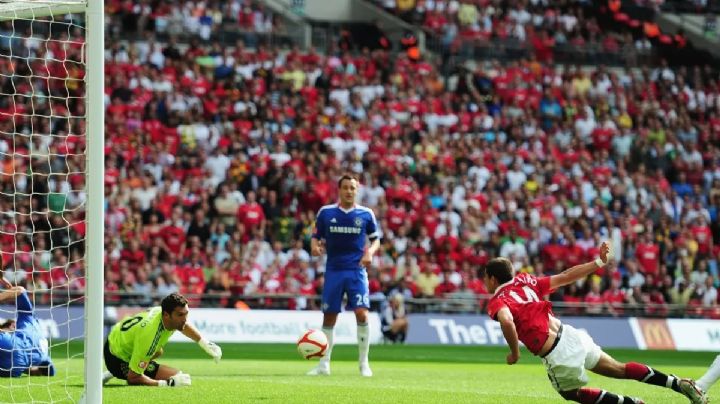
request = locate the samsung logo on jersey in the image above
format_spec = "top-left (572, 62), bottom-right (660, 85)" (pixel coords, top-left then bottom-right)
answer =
top-left (329, 226), bottom-right (362, 234)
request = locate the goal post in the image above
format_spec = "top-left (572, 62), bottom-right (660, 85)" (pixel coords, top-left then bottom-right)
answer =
top-left (84, 0), bottom-right (104, 402)
top-left (0, 0), bottom-right (103, 402)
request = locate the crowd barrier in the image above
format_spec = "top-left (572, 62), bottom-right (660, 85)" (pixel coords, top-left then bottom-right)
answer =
top-left (2, 306), bottom-right (719, 351)
top-left (405, 313), bottom-right (720, 351)
top-left (406, 314), bottom-right (636, 348)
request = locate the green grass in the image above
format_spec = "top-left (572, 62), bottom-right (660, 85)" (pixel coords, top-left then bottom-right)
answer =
top-left (0, 342), bottom-right (716, 403)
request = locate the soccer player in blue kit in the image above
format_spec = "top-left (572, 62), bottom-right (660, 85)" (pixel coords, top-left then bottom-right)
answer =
top-left (307, 174), bottom-right (381, 377)
top-left (0, 278), bottom-right (55, 377)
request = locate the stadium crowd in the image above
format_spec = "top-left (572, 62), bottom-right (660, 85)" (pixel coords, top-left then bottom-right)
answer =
top-left (105, 0), bottom-right (280, 40)
top-left (98, 31), bottom-right (720, 319)
top-left (373, 0), bottom-right (656, 61)
top-left (0, 1), bottom-right (719, 320)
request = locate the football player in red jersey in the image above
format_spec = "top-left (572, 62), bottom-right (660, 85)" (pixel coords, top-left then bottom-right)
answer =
top-left (484, 242), bottom-right (706, 404)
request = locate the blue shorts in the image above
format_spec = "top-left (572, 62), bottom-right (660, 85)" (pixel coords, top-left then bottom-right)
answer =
top-left (322, 269), bottom-right (369, 313)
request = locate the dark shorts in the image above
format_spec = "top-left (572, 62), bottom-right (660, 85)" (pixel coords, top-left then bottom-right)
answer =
top-left (104, 340), bottom-right (159, 380)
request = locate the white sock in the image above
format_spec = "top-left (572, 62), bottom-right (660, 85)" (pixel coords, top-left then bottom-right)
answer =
top-left (319, 326), bottom-right (334, 368)
top-left (697, 354), bottom-right (720, 391)
top-left (102, 371), bottom-right (113, 384)
top-left (357, 322), bottom-right (369, 365)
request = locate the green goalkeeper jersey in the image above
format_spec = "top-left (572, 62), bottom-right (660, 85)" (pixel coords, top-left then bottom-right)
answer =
top-left (108, 307), bottom-right (176, 375)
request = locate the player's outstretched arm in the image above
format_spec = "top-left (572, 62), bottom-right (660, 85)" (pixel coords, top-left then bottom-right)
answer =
top-left (181, 323), bottom-right (222, 363)
top-left (549, 241), bottom-right (611, 290)
top-left (496, 307), bottom-right (521, 365)
top-left (0, 279), bottom-right (25, 304)
top-left (0, 280), bottom-right (35, 329)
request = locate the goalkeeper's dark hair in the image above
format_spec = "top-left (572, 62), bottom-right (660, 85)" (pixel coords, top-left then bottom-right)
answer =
top-left (0, 319), bottom-right (14, 331)
top-left (337, 174), bottom-right (358, 188)
top-left (484, 257), bottom-right (514, 284)
top-left (161, 293), bottom-right (188, 314)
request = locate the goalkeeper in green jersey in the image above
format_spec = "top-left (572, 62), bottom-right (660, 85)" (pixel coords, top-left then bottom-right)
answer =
top-left (102, 293), bottom-right (222, 387)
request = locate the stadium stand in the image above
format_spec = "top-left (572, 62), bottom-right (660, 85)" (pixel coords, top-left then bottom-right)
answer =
top-left (368, 0), bottom-right (720, 67)
top-left (1, 0), bottom-right (720, 320)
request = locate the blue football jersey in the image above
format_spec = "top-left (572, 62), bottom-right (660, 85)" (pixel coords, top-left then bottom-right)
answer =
top-left (312, 204), bottom-right (380, 271)
top-left (0, 292), bottom-right (54, 377)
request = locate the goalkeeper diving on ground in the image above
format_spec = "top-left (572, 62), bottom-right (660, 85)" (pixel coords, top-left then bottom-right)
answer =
top-left (102, 292), bottom-right (222, 387)
top-left (0, 278), bottom-right (55, 377)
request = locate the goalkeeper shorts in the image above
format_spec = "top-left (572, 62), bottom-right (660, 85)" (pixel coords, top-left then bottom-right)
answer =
top-left (104, 340), bottom-right (160, 380)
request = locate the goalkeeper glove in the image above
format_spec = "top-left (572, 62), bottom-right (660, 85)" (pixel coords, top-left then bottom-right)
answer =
top-left (199, 338), bottom-right (222, 364)
top-left (158, 372), bottom-right (191, 387)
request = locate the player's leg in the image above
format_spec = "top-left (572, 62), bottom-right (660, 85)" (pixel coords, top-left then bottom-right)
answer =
top-left (103, 345), bottom-right (164, 385)
top-left (546, 358), bottom-right (645, 403)
top-left (103, 338), bottom-right (185, 386)
top-left (695, 354), bottom-right (720, 392)
top-left (23, 319), bottom-right (56, 377)
top-left (307, 271), bottom-right (342, 376)
top-left (543, 325), bottom-right (644, 404)
top-left (557, 388), bottom-right (644, 403)
top-left (314, 312), bottom-right (338, 371)
top-left (102, 343), bottom-right (113, 384)
top-left (591, 352), bottom-right (706, 403)
top-left (348, 270), bottom-right (372, 377)
top-left (102, 370), bottom-right (114, 385)
top-left (103, 339), bottom-right (127, 382)
top-left (148, 362), bottom-right (179, 380)
top-left (101, 338), bottom-right (114, 384)
top-left (353, 307), bottom-right (371, 376)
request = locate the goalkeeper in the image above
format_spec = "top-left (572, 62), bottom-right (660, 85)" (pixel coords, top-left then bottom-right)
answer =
top-left (0, 279), bottom-right (55, 377)
top-left (102, 293), bottom-right (222, 387)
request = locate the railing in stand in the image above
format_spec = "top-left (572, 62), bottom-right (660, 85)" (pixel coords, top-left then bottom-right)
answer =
top-left (18, 289), bottom-right (717, 319)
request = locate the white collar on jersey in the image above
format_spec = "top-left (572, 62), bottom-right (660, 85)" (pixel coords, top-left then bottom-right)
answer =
top-left (337, 203), bottom-right (355, 213)
top-left (493, 279), bottom-right (514, 297)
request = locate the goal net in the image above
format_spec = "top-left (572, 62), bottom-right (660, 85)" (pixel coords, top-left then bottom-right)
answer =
top-left (0, 1), bottom-right (103, 403)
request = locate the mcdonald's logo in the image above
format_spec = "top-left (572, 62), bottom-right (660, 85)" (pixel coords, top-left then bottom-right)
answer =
top-left (638, 319), bottom-right (676, 350)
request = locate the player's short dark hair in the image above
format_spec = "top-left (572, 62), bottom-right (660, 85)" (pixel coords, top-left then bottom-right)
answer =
top-left (337, 174), bottom-right (358, 188)
top-left (161, 293), bottom-right (188, 314)
top-left (484, 257), bottom-right (514, 284)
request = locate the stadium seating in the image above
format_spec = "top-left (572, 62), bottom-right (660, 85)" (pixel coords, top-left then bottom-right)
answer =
top-left (2, 0), bottom-right (720, 320)
top-left (367, 0), bottom-right (710, 67)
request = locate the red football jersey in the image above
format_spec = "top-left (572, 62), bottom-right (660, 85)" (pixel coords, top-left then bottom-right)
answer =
top-left (487, 273), bottom-right (555, 355)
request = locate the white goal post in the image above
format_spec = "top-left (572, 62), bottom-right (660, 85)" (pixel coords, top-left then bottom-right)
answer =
top-left (0, 0), bottom-right (103, 403)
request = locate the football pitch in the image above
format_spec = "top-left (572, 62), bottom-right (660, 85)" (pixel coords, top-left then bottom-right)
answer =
top-left (0, 342), bottom-right (715, 403)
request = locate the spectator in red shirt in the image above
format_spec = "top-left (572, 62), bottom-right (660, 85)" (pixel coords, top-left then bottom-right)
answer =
top-left (120, 239), bottom-right (146, 268)
top-left (635, 233), bottom-right (660, 279)
top-left (602, 278), bottom-right (627, 316)
top-left (434, 270), bottom-right (458, 297)
top-left (584, 281), bottom-right (604, 315)
top-left (691, 217), bottom-right (713, 256)
top-left (564, 236), bottom-right (586, 268)
top-left (237, 190), bottom-right (266, 235)
top-left (160, 222), bottom-right (186, 261)
top-left (542, 233), bottom-right (568, 271)
top-left (562, 283), bottom-right (583, 315)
